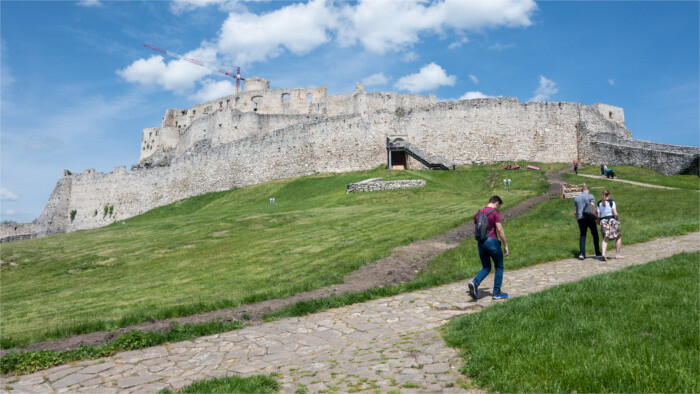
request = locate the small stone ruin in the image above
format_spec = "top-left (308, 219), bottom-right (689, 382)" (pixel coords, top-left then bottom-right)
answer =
top-left (346, 178), bottom-right (426, 194)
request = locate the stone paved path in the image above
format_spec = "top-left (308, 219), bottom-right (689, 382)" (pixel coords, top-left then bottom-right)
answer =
top-left (576, 174), bottom-right (679, 189)
top-left (3, 232), bottom-right (698, 394)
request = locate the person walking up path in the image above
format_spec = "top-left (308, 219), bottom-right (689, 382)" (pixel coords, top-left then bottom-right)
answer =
top-left (574, 185), bottom-right (601, 260)
top-left (598, 190), bottom-right (623, 261)
top-left (469, 196), bottom-right (509, 300)
top-left (577, 174), bottom-right (679, 190)
top-left (4, 233), bottom-right (699, 393)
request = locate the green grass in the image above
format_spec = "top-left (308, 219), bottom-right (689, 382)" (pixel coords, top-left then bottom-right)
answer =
top-left (0, 163), bottom-right (554, 347)
top-left (442, 252), bottom-right (700, 393)
top-left (578, 164), bottom-right (699, 190)
top-left (159, 373), bottom-right (281, 393)
top-left (266, 172), bottom-right (699, 320)
top-left (0, 319), bottom-right (244, 375)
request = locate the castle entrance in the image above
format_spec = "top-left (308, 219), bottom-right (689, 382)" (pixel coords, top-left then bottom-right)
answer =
top-left (390, 151), bottom-right (407, 170)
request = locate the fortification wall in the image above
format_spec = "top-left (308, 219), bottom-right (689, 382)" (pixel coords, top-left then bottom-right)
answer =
top-left (589, 140), bottom-right (699, 175)
top-left (0, 223), bottom-right (38, 242)
top-left (39, 98), bottom-right (643, 235)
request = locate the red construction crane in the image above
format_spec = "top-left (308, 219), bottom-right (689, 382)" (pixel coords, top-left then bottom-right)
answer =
top-left (143, 43), bottom-right (245, 94)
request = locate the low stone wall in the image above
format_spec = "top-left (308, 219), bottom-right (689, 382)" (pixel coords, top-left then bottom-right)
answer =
top-left (346, 178), bottom-right (426, 193)
top-left (0, 223), bottom-right (38, 243)
top-left (590, 141), bottom-right (699, 175)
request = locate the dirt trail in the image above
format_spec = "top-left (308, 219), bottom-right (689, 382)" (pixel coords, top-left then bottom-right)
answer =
top-left (3, 171), bottom-right (563, 355)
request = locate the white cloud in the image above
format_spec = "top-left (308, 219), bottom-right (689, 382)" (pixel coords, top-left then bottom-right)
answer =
top-left (217, 0), bottom-right (337, 66)
top-left (117, 0), bottom-right (536, 94)
top-left (448, 37), bottom-right (469, 50)
top-left (3, 210), bottom-right (17, 216)
top-left (0, 188), bottom-right (18, 201)
top-left (460, 91), bottom-right (489, 99)
top-left (77, 0), bottom-right (102, 7)
top-left (189, 79), bottom-right (237, 102)
top-left (394, 63), bottom-right (456, 93)
top-left (402, 52), bottom-right (419, 62)
top-left (362, 72), bottom-right (390, 86)
top-left (117, 46), bottom-right (218, 92)
top-left (530, 75), bottom-right (558, 102)
top-left (608, 79), bottom-right (615, 86)
top-left (469, 74), bottom-right (479, 84)
top-left (338, 0), bottom-right (535, 54)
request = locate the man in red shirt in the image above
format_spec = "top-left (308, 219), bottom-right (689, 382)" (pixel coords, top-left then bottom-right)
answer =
top-left (468, 195), bottom-right (510, 300)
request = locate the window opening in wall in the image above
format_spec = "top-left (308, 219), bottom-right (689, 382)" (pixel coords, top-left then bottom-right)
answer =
top-left (219, 124), bottom-right (222, 128)
top-left (219, 102), bottom-right (223, 109)
top-left (307, 93), bottom-right (312, 102)
top-left (192, 110), bottom-right (196, 115)
top-left (609, 111), bottom-right (613, 119)
top-left (235, 97), bottom-right (240, 107)
top-left (227, 99), bottom-right (230, 108)
top-left (282, 93), bottom-right (290, 103)
top-left (182, 110), bottom-right (187, 115)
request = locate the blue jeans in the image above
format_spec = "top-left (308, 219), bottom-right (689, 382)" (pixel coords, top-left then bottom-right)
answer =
top-left (474, 237), bottom-right (504, 294)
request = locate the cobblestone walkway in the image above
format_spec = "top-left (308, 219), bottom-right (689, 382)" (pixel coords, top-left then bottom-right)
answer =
top-left (576, 174), bottom-right (679, 189)
top-left (3, 232), bottom-right (698, 394)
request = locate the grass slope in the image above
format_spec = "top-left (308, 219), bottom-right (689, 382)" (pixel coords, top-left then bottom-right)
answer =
top-left (0, 164), bottom-right (553, 347)
top-left (420, 172), bottom-right (699, 284)
top-left (443, 252), bottom-right (700, 393)
top-left (267, 170), bottom-right (699, 320)
top-left (578, 164), bottom-right (699, 190)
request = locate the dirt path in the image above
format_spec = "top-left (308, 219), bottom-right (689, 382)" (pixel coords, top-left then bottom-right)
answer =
top-left (3, 172), bottom-right (563, 355)
top-left (576, 173), bottom-right (679, 189)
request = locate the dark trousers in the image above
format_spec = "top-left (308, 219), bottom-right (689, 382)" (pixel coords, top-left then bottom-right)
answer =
top-left (578, 218), bottom-right (601, 257)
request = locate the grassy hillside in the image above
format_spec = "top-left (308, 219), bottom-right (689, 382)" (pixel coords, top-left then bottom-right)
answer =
top-left (420, 171), bottom-right (699, 284)
top-left (443, 252), bottom-right (700, 393)
top-left (0, 164), bottom-right (555, 347)
top-left (578, 164), bottom-right (699, 190)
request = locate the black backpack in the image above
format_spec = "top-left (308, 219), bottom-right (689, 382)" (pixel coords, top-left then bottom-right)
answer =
top-left (582, 202), bottom-right (596, 220)
top-left (475, 209), bottom-right (497, 242)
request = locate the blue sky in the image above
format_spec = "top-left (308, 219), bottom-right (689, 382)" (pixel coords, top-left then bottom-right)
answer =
top-left (1, 0), bottom-right (698, 222)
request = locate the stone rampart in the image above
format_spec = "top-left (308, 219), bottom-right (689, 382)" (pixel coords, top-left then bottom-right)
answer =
top-left (0, 223), bottom-right (38, 242)
top-left (24, 78), bottom-right (698, 239)
top-left (346, 178), bottom-right (426, 193)
top-left (590, 141), bottom-right (699, 175)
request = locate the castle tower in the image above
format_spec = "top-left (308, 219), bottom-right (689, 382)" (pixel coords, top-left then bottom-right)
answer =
top-left (244, 77), bottom-right (270, 92)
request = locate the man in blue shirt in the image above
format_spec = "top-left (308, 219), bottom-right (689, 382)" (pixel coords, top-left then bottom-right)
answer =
top-left (574, 185), bottom-right (601, 260)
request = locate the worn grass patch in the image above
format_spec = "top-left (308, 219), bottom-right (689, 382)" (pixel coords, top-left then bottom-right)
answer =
top-left (1, 163), bottom-right (553, 347)
top-left (442, 252), bottom-right (700, 393)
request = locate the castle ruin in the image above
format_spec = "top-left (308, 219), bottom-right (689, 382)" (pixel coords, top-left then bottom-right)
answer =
top-left (2, 77), bottom-right (697, 241)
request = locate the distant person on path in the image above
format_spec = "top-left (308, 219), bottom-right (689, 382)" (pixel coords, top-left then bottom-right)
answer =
top-left (600, 164), bottom-right (605, 176)
top-left (468, 195), bottom-right (510, 300)
top-left (452, 158), bottom-right (456, 171)
top-left (597, 190), bottom-right (623, 261)
top-left (574, 185), bottom-right (601, 260)
top-left (606, 168), bottom-right (616, 179)
top-left (573, 160), bottom-right (578, 174)
top-left (603, 164), bottom-right (608, 177)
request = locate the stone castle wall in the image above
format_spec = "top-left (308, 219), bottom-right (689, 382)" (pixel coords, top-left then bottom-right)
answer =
top-left (23, 77), bottom-right (698, 238)
top-left (0, 223), bottom-right (38, 243)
